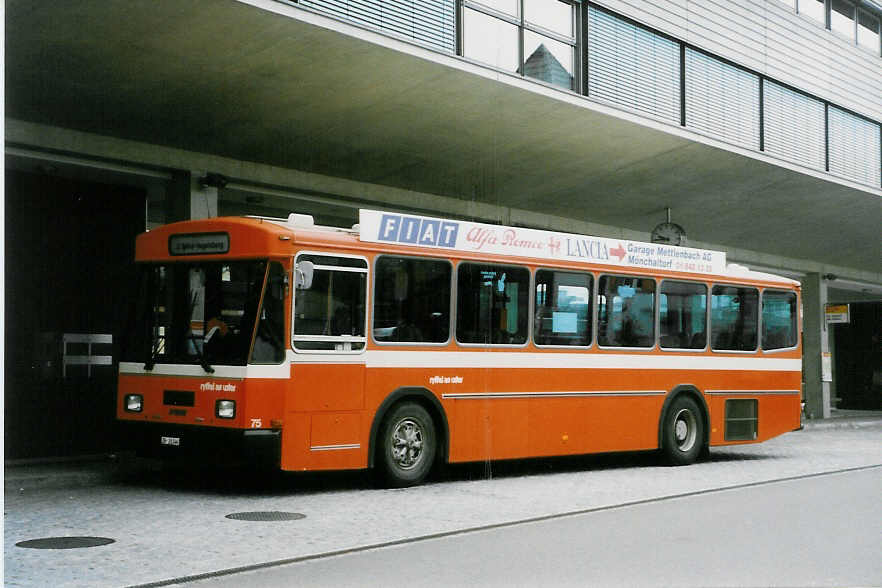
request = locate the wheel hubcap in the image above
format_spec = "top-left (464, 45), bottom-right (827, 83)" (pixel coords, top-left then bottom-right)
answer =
top-left (390, 418), bottom-right (424, 470)
top-left (673, 408), bottom-right (697, 452)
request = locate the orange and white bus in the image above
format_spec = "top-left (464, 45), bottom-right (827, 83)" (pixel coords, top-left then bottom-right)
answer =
top-left (117, 209), bottom-right (802, 486)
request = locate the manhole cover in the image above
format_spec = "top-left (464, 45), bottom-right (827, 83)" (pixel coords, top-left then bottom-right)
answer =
top-left (225, 511), bottom-right (306, 522)
top-left (16, 536), bottom-right (116, 550)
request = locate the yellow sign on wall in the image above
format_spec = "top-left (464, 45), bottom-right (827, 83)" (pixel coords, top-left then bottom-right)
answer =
top-left (825, 304), bottom-right (850, 324)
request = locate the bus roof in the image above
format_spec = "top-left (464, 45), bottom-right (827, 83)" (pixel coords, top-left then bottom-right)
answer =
top-left (138, 210), bottom-right (799, 287)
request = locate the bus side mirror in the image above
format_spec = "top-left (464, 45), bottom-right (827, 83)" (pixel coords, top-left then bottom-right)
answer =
top-left (294, 261), bottom-right (314, 290)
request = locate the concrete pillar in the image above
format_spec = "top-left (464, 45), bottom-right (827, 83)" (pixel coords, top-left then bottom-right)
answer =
top-left (165, 170), bottom-right (219, 222)
top-left (802, 272), bottom-right (832, 419)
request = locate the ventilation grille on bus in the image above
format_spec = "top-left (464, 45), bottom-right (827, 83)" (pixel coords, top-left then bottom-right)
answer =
top-left (724, 399), bottom-right (758, 441)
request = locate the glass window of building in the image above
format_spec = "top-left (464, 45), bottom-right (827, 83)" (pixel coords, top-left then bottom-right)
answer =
top-left (763, 81), bottom-right (826, 171)
top-left (827, 106), bottom-right (882, 187)
top-left (298, 0), bottom-right (457, 53)
top-left (462, 0), bottom-right (577, 90)
top-left (524, 0), bottom-right (572, 35)
top-left (799, 0), bottom-right (826, 24)
top-left (830, 0), bottom-right (856, 39)
top-left (462, 7), bottom-right (520, 71)
top-left (685, 49), bottom-right (761, 150)
top-left (587, 6), bottom-right (681, 124)
top-left (473, 0), bottom-right (518, 17)
top-left (858, 9), bottom-right (881, 52)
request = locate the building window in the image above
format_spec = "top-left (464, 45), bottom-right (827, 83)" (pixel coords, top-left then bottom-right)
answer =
top-left (828, 106), bottom-right (882, 187)
top-left (461, 0), bottom-right (577, 90)
top-left (799, 0), bottom-right (826, 25)
top-left (685, 49), bottom-right (761, 150)
top-left (462, 6), bottom-right (519, 71)
top-left (830, 0), bottom-right (856, 40)
top-left (298, 0), bottom-right (456, 53)
top-left (763, 80), bottom-right (826, 171)
top-left (587, 6), bottom-right (681, 124)
top-left (858, 9), bottom-right (881, 53)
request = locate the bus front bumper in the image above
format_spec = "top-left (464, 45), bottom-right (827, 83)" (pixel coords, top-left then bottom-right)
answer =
top-left (119, 422), bottom-right (281, 467)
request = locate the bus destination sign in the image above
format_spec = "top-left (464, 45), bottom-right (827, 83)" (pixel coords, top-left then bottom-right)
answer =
top-left (168, 232), bottom-right (230, 256)
top-left (359, 210), bottom-right (726, 275)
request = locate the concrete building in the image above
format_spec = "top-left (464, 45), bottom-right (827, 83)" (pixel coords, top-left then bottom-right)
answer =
top-left (4, 0), bottom-right (881, 458)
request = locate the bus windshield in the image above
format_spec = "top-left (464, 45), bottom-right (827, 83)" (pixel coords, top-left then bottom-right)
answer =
top-left (122, 260), bottom-right (285, 368)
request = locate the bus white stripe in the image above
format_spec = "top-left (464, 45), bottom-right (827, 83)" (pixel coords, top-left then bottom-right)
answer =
top-left (362, 351), bottom-right (801, 372)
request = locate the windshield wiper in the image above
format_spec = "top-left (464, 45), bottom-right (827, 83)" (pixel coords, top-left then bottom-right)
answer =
top-left (186, 291), bottom-right (215, 374)
top-left (189, 333), bottom-right (215, 374)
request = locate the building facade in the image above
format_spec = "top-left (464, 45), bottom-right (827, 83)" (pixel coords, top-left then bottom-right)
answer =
top-left (5, 0), bottom-right (882, 458)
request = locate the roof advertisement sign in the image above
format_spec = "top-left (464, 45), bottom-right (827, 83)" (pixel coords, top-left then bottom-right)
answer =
top-left (359, 210), bottom-right (727, 275)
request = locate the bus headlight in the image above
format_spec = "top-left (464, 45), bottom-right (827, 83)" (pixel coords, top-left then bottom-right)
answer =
top-left (124, 394), bottom-right (143, 413)
top-left (216, 399), bottom-right (236, 419)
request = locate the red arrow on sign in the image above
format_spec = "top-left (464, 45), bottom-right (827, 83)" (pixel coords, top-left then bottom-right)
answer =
top-left (610, 243), bottom-right (626, 261)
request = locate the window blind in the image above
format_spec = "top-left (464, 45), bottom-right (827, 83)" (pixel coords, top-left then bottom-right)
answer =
top-left (762, 81), bottom-right (826, 170)
top-left (587, 7), bottom-right (680, 124)
top-left (298, 0), bottom-right (456, 53)
top-left (685, 49), bottom-right (760, 150)
top-left (828, 106), bottom-right (882, 187)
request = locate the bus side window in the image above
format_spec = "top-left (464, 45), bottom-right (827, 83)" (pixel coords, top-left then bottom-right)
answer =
top-left (293, 255), bottom-right (367, 352)
top-left (762, 290), bottom-right (797, 350)
top-left (659, 281), bottom-right (707, 350)
top-left (533, 269), bottom-right (592, 346)
top-left (456, 263), bottom-right (529, 345)
top-left (598, 275), bottom-right (656, 348)
top-left (372, 256), bottom-right (451, 344)
top-left (711, 286), bottom-right (758, 351)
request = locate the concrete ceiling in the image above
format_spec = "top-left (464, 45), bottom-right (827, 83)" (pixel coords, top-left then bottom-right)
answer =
top-left (5, 0), bottom-right (882, 274)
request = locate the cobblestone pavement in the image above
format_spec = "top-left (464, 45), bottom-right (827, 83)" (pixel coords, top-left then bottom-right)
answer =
top-left (4, 424), bottom-right (882, 587)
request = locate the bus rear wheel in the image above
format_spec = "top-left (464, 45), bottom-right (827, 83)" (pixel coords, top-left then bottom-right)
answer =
top-left (661, 395), bottom-right (705, 465)
top-left (378, 402), bottom-right (437, 487)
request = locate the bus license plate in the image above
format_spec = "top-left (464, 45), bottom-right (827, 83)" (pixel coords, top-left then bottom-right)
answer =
top-left (160, 436), bottom-right (180, 447)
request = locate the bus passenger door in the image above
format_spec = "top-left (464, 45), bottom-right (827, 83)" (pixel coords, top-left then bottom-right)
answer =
top-left (283, 253), bottom-right (368, 470)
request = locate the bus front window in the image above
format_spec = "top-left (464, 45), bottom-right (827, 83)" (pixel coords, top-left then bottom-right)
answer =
top-left (122, 260), bottom-right (272, 368)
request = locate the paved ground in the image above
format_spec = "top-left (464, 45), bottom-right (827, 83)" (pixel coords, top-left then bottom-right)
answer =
top-left (192, 468), bottom-right (882, 587)
top-left (4, 417), bottom-right (881, 587)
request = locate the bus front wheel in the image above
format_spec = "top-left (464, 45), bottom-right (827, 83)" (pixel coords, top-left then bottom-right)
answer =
top-left (661, 395), bottom-right (705, 466)
top-left (378, 402), bottom-right (437, 487)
